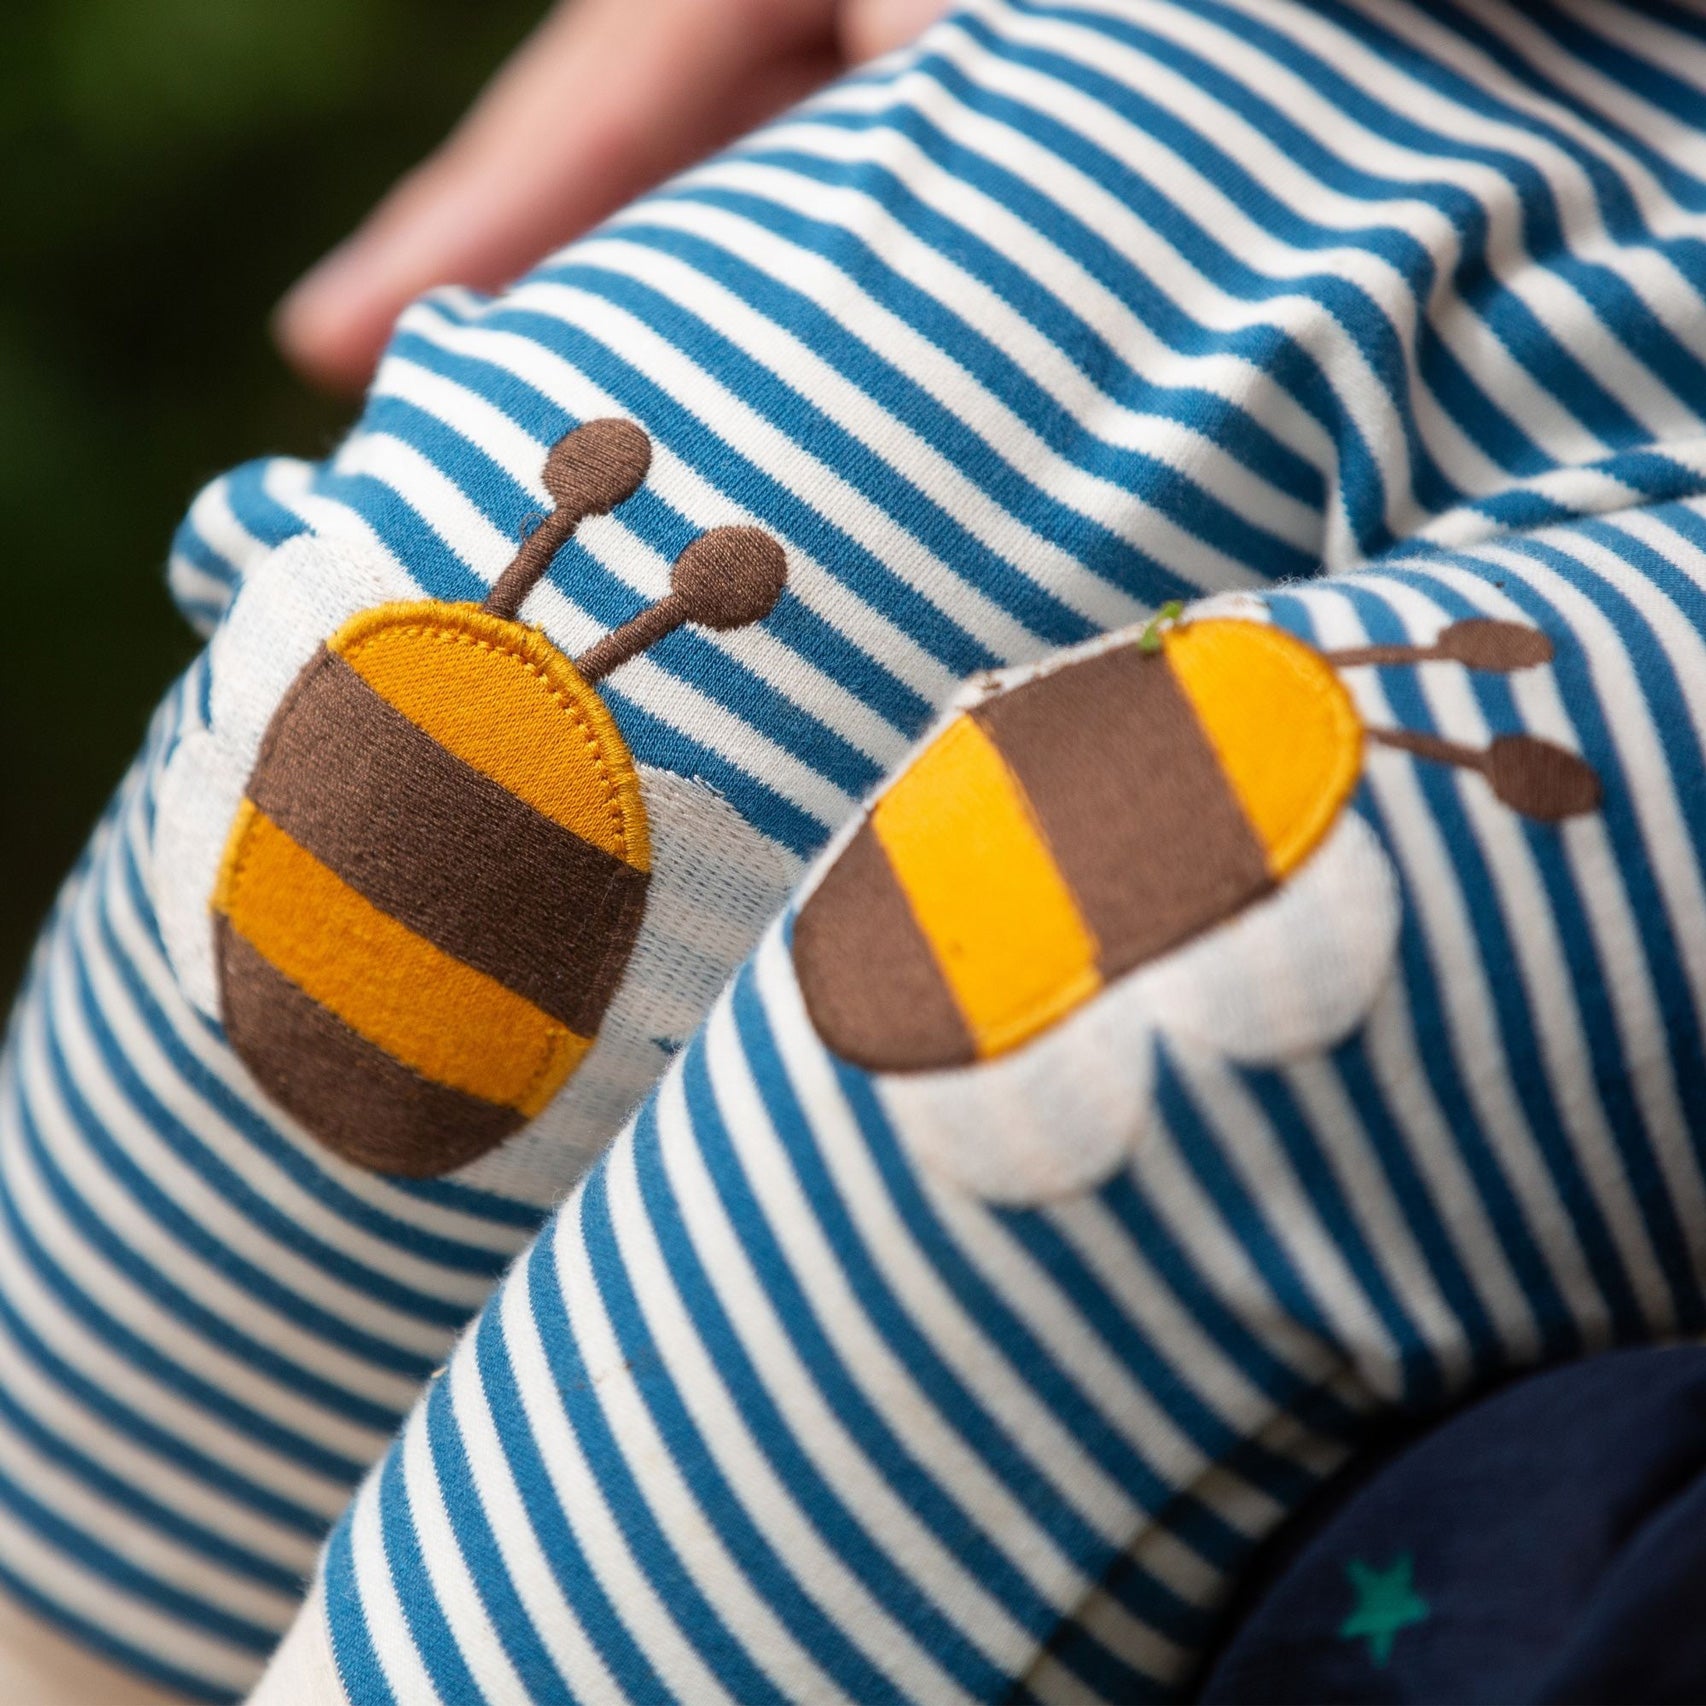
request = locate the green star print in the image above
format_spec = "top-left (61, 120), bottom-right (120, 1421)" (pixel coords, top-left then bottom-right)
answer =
top-left (1339, 1554), bottom-right (1430, 1667)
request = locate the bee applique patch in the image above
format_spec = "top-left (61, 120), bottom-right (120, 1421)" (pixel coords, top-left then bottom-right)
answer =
top-left (183, 421), bottom-right (786, 1176)
top-left (792, 606), bottom-right (1601, 1203)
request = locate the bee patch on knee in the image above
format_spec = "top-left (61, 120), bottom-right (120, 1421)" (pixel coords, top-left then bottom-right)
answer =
top-left (183, 420), bottom-right (787, 1177)
top-left (793, 605), bottom-right (1601, 1203)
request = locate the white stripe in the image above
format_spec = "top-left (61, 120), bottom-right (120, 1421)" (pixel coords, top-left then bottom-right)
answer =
top-left (653, 1054), bottom-right (1012, 1689)
top-left (652, 160), bottom-right (1323, 551)
top-left (753, 945), bottom-right (1144, 1546)
top-left (0, 1498), bottom-right (262, 1696)
top-left (503, 1223), bottom-right (738, 1705)
top-left (442, 1347), bottom-right (621, 1698)
top-left (396, 1403), bottom-right (528, 1705)
top-left (346, 1457), bottom-right (446, 1706)
top-left (578, 223), bottom-right (1261, 600)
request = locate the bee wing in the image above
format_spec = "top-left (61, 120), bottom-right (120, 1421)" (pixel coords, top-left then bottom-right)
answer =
top-left (154, 725), bottom-right (249, 1018)
top-left (876, 995), bottom-right (1159, 1206)
top-left (870, 813), bottom-right (1400, 1209)
top-left (476, 767), bottom-right (803, 1191)
top-left (1138, 811), bottom-right (1402, 1064)
top-left (153, 536), bottom-right (419, 1019)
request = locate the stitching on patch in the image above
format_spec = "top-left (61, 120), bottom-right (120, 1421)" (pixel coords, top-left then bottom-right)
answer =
top-left (346, 622), bottom-right (630, 861)
top-left (1253, 631), bottom-right (1362, 860)
top-left (220, 809), bottom-right (573, 1107)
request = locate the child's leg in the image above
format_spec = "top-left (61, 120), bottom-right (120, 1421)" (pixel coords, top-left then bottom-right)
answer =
top-left (10, 0), bottom-right (1706, 1695)
top-left (256, 499), bottom-right (1706, 1702)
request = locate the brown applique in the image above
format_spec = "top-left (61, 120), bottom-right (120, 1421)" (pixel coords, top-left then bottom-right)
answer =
top-left (577, 526), bottom-right (788, 682)
top-left (484, 419), bottom-right (652, 622)
top-left (792, 821), bottom-right (976, 1071)
top-left (1324, 617), bottom-right (1554, 672)
top-left (213, 419), bottom-right (789, 1176)
top-left (1368, 728), bottom-right (1603, 820)
top-left (969, 641), bottom-right (1271, 977)
top-left (795, 611), bottom-right (1600, 1075)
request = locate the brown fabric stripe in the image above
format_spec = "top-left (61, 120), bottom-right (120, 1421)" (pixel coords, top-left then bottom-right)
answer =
top-left (218, 923), bottom-right (522, 1176)
top-left (248, 650), bottom-right (647, 1036)
top-left (792, 821), bottom-right (975, 1072)
top-left (971, 642), bottom-right (1271, 982)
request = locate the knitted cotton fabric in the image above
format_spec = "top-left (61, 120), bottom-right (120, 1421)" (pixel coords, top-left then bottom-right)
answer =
top-left (9, 0), bottom-right (1706, 1695)
top-left (259, 511), bottom-right (1706, 1702)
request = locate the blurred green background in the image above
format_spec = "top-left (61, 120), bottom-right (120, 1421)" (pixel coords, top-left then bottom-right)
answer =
top-left (0, 0), bottom-right (541, 998)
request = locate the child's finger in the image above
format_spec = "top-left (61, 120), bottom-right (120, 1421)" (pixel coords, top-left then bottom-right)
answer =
top-left (273, 0), bottom-right (841, 394)
top-left (838, 0), bottom-right (953, 61)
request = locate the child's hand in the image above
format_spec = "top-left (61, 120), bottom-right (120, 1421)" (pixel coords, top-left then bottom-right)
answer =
top-left (273, 0), bottom-right (948, 393)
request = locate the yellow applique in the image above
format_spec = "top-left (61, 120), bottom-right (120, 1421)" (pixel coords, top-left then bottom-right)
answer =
top-left (1165, 620), bottom-right (1363, 878)
top-left (216, 803), bottom-right (588, 1116)
top-left (332, 601), bottom-right (650, 872)
top-left (872, 714), bottom-right (1102, 1060)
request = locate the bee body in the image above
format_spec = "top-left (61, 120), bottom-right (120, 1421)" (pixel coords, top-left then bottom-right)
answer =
top-left (215, 600), bottom-right (651, 1175)
top-left (795, 614), bottom-right (1598, 1076)
top-left (211, 421), bottom-right (787, 1176)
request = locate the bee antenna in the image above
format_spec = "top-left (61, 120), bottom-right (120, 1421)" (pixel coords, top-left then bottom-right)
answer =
top-left (1368, 727), bottom-right (1600, 821)
top-left (483, 419), bottom-right (652, 621)
top-left (1324, 619), bottom-right (1554, 674)
top-left (577, 526), bottom-right (788, 683)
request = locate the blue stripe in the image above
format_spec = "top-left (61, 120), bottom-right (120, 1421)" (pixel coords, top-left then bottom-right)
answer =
top-left (578, 217), bottom-right (1316, 582)
top-left (63, 914), bottom-right (444, 1394)
top-left (325, 1514), bottom-right (401, 1706)
top-left (1326, 584), bottom-right (1647, 1340)
top-left (0, 1344), bottom-right (301, 1592)
top-left (608, 1098), bottom-right (915, 1703)
top-left (382, 326), bottom-right (935, 738)
top-left (667, 1041), bottom-right (1018, 1694)
top-left (1241, 1069), bottom-right (1447, 1406)
top-left (14, 1044), bottom-right (367, 1481)
top-left (997, 1208), bottom-right (1330, 1508)
top-left (1330, 1037), bottom-right (1506, 1385)
top-left (1419, 551), bottom-right (1706, 1330)
top-left (740, 967), bottom-right (1218, 1634)
top-left (220, 461), bottom-right (315, 554)
top-left (0, 1077), bottom-right (327, 1534)
top-left (476, 1266), bottom-right (677, 1703)
top-left (421, 1377), bottom-right (574, 1704)
top-left (1049, 1), bottom-right (1703, 447)
top-left (532, 1175), bottom-right (793, 1706)
top-left (479, 306), bottom-right (1006, 675)
top-left (666, 164), bottom-right (1326, 509)
top-left (513, 275), bottom-right (1122, 637)
top-left (374, 1445), bottom-right (483, 1704)
top-left (0, 1551), bottom-right (240, 1704)
top-left (354, 392), bottom-right (888, 798)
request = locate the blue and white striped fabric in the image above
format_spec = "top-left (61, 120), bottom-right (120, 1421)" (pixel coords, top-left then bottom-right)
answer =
top-left (258, 503), bottom-right (1706, 1704)
top-left (4, 0), bottom-right (1706, 1696)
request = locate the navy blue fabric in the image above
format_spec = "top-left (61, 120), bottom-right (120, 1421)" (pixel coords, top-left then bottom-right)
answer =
top-left (1198, 1346), bottom-right (1706, 1703)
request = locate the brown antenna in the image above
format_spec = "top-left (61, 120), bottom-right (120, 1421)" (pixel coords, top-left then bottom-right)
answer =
top-left (1324, 619), bottom-right (1555, 673)
top-left (576, 526), bottom-right (788, 683)
top-left (483, 419), bottom-right (652, 621)
top-left (1367, 727), bottom-right (1601, 821)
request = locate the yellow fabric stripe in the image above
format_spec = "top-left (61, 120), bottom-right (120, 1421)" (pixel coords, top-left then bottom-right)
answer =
top-left (1164, 620), bottom-right (1363, 877)
top-left (330, 602), bottom-right (649, 871)
top-left (872, 715), bottom-right (1100, 1059)
top-left (216, 803), bottom-right (587, 1116)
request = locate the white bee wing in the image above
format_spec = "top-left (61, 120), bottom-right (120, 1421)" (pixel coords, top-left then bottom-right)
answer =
top-left (153, 727), bottom-right (250, 1017)
top-left (877, 996), bottom-right (1158, 1207)
top-left (1138, 811), bottom-right (1402, 1064)
top-left (153, 536), bottom-right (417, 1020)
top-left (875, 813), bottom-right (1401, 1206)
